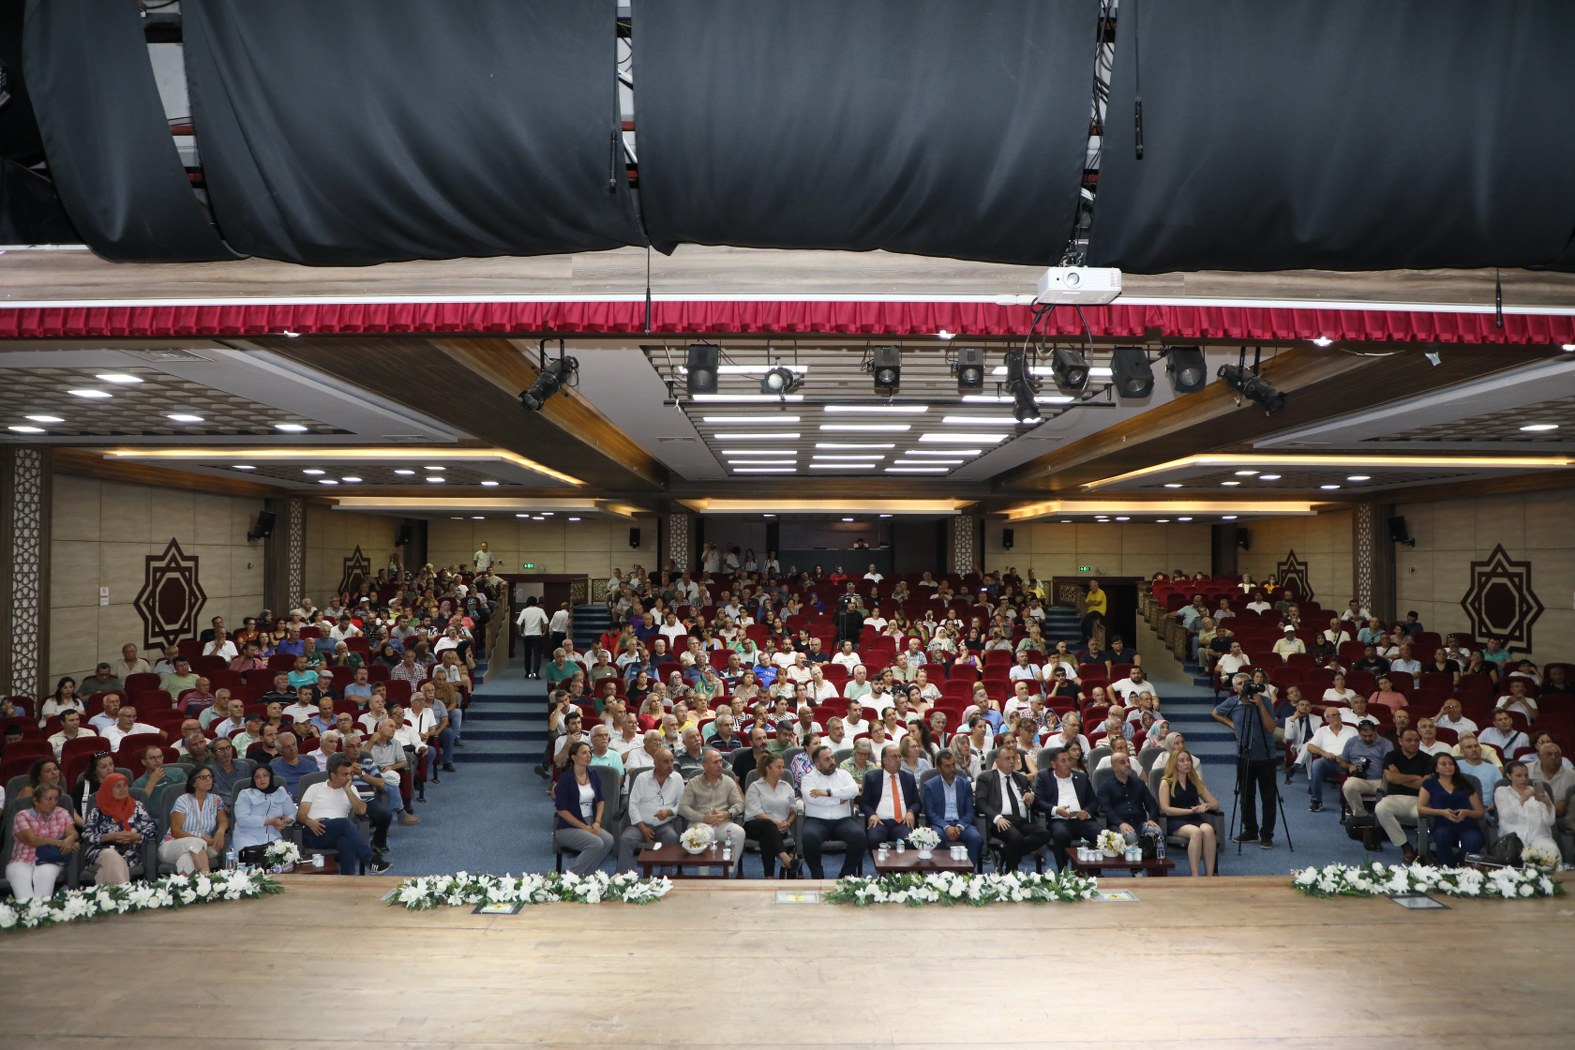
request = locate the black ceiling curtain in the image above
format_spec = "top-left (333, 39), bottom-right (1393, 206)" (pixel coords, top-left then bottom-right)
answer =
top-left (1089, 0), bottom-right (1575, 273)
top-left (182, 0), bottom-right (643, 265)
top-left (21, 0), bottom-right (237, 261)
top-left (636, 0), bottom-right (1097, 265)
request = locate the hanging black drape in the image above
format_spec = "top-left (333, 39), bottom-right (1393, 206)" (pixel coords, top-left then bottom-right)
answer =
top-left (182, 0), bottom-right (644, 266)
top-left (22, 0), bottom-right (237, 261)
top-left (636, 0), bottom-right (1097, 265)
top-left (1090, 0), bottom-right (1575, 273)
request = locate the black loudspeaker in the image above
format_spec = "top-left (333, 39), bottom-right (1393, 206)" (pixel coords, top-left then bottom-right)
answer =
top-left (1002, 528), bottom-right (1015, 550)
top-left (246, 511), bottom-right (276, 541)
top-left (1388, 516), bottom-right (1416, 547)
top-left (686, 344), bottom-right (720, 395)
top-left (629, 527), bottom-right (641, 549)
top-left (1235, 527), bottom-right (1251, 551)
top-left (395, 520), bottom-right (414, 546)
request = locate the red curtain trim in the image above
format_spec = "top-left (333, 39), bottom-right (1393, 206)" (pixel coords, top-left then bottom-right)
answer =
top-left (0, 300), bottom-right (1569, 344)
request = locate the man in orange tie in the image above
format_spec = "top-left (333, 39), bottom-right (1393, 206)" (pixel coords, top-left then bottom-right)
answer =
top-left (860, 744), bottom-right (921, 851)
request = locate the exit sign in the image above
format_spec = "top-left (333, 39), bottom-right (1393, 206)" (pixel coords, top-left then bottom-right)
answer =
top-left (521, 562), bottom-right (536, 570)
top-left (1078, 565), bottom-right (1093, 573)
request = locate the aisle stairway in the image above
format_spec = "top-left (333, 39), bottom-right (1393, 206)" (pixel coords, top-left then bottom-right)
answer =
top-left (573, 603), bottom-right (611, 651)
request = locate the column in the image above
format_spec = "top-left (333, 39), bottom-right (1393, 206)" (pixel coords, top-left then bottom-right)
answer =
top-left (1352, 502), bottom-right (1395, 617)
top-left (947, 513), bottom-right (981, 575)
top-left (0, 446), bottom-right (52, 697)
top-left (263, 497), bottom-right (307, 615)
top-left (666, 510), bottom-right (693, 573)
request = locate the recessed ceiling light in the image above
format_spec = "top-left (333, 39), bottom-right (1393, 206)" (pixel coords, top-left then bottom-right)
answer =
top-left (302, 469), bottom-right (325, 475)
top-left (720, 448), bottom-right (798, 456)
top-left (1059, 519), bottom-right (1071, 523)
top-left (1320, 484), bottom-right (1341, 490)
top-left (515, 513), bottom-right (529, 518)
top-left (274, 423), bottom-right (309, 432)
top-left (1115, 516), bottom-right (1131, 522)
top-left (1234, 470), bottom-right (1259, 476)
top-left (426, 476), bottom-right (446, 483)
top-left (690, 394), bottom-right (806, 403)
top-left (879, 513), bottom-right (893, 518)
top-left (480, 480), bottom-right (500, 486)
top-left (907, 448), bottom-right (982, 457)
top-left (453, 516), bottom-right (465, 520)
top-left (812, 454), bottom-right (885, 461)
top-left (1222, 515), bottom-right (1238, 520)
top-left (989, 366), bottom-right (1113, 379)
top-left (962, 394), bottom-right (1074, 405)
top-left (885, 466), bottom-right (949, 473)
top-left (393, 469), bottom-right (416, 476)
top-left (341, 476), bottom-right (361, 483)
top-left (763, 513), bottom-right (776, 517)
top-left (819, 423), bottom-right (912, 432)
top-left (809, 463), bottom-right (877, 470)
top-left (233, 465), bottom-right (256, 471)
top-left (7, 425), bottom-right (45, 434)
top-left (318, 479), bottom-right (339, 485)
top-left (472, 516), bottom-right (485, 520)
top-left (732, 467), bottom-right (796, 473)
top-left (822, 405), bottom-right (929, 414)
top-left (67, 388), bottom-right (112, 399)
top-left (1177, 516), bottom-right (1193, 522)
top-left (1520, 423), bottom-right (1559, 432)
top-left (94, 373), bottom-right (143, 384)
top-left (425, 466), bottom-right (446, 472)
top-left (725, 459), bottom-right (796, 467)
top-left (540, 512), bottom-right (554, 516)
top-left (1258, 474), bottom-right (1282, 481)
top-left (1163, 482), bottom-right (1183, 489)
top-left (167, 413), bottom-right (205, 423)
top-left (701, 415), bottom-right (801, 424)
top-left (25, 415), bottom-right (63, 423)
top-left (1220, 480), bottom-right (1241, 487)
top-left (815, 442), bottom-right (895, 450)
top-left (533, 516), bottom-right (547, 521)
top-left (568, 516), bottom-right (581, 522)
top-left (1347, 474), bottom-right (1371, 482)
top-left (1156, 518), bottom-right (1170, 523)
top-left (841, 517), bottom-right (855, 522)
top-left (941, 416), bottom-right (1023, 426)
top-left (714, 432), bottom-right (800, 441)
top-left (1312, 336), bottom-right (1333, 347)
top-left (893, 459), bottom-right (962, 466)
top-left (918, 433), bottom-right (1008, 444)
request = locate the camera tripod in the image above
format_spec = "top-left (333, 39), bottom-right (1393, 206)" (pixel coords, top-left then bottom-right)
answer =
top-left (1225, 690), bottom-right (1296, 855)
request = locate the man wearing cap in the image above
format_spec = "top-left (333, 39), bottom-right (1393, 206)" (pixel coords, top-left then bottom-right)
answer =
top-left (80, 662), bottom-right (123, 695)
top-left (1271, 625), bottom-right (1306, 662)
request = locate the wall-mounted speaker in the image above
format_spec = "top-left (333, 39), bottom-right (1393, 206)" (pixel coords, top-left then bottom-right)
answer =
top-left (1388, 515), bottom-right (1416, 547)
top-left (1235, 527), bottom-right (1251, 551)
top-left (246, 510), bottom-right (276, 541)
top-left (1001, 528), bottom-right (1015, 550)
top-left (395, 520), bottom-right (415, 546)
top-left (629, 526), bottom-right (642, 549)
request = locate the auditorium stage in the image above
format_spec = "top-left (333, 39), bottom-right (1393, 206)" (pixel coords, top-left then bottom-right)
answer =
top-left (4, 874), bottom-right (1572, 1048)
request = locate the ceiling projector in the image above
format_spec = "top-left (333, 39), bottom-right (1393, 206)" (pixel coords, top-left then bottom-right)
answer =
top-left (1035, 266), bottom-right (1123, 304)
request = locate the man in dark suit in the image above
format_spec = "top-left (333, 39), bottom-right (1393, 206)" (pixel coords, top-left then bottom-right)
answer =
top-left (975, 746), bottom-right (1050, 872)
top-left (922, 750), bottom-right (983, 869)
top-left (1033, 748), bottom-right (1102, 871)
top-left (861, 744), bottom-right (921, 849)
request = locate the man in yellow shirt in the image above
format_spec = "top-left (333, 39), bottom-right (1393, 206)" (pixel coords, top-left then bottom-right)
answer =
top-left (1081, 578), bottom-right (1107, 644)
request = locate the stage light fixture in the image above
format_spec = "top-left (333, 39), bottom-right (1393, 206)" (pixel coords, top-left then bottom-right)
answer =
top-left (870, 346), bottom-right (902, 396)
top-left (953, 348), bottom-right (986, 392)
top-left (759, 364), bottom-right (801, 396)
top-left (1164, 346), bottom-right (1207, 394)
top-left (1049, 346), bottom-right (1090, 394)
top-left (685, 344), bottom-right (720, 395)
top-left (1003, 349), bottom-right (1042, 423)
top-left (519, 355), bottom-right (578, 411)
top-left (1110, 347), bottom-right (1154, 398)
top-left (1217, 363), bottom-right (1287, 415)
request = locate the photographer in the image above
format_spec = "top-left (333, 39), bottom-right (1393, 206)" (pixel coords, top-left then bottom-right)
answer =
top-left (1335, 719), bottom-right (1392, 823)
top-left (1211, 671), bottom-right (1279, 849)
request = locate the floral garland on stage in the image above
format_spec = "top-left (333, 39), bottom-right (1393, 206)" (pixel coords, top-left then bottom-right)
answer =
top-left (1, 870), bottom-right (283, 933)
top-left (387, 871), bottom-right (672, 909)
top-left (1292, 862), bottom-right (1564, 899)
top-left (826, 870), bottom-right (1098, 907)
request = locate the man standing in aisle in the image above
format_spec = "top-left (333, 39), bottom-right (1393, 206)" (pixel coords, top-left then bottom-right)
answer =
top-left (548, 603), bottom-right (572, 657)
top-left (473, 541), bottom-right (494, 573)
top-left (516, 596), bottom-right (549, 679)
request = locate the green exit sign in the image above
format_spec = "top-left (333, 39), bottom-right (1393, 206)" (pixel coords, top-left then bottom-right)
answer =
top-left (1078, 565), bottom-right (1093, 573)
top-left (521, 562), bottom-right (536, 570)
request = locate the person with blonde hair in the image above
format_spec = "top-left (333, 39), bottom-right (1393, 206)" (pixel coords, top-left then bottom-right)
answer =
top-left (1158, 750), bottom-right (1220, 876)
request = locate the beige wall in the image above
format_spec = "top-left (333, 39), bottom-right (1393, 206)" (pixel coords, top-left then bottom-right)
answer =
top-left (304, 505), bottom-right (402, 604)
top-left (427, 515), bottom-right (659, 578)
top-left (984, 521), bottom-right (1213, 580)
top-left (1237, 510), bottom-right (1354, 607)
top-left (1396, 488), bottom-right (1572, 664)
top-left (50, 474), bottom-right (267, 686)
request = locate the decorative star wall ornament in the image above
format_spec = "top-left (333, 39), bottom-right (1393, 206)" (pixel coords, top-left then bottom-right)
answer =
top-left (1460, 544), bottom-right (1543, 650)
top-left (340, 545), bottom-right (374, 597)
top-left (1276, 549), bottom-right (1314, 602)
top-left (135, 538), bottom-right (207, 649)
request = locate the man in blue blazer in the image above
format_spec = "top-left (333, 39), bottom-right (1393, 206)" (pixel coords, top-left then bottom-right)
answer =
top-left (922, 750), bottom-right (983, 869)
top-left (860, 744), bottom-right (922, 848)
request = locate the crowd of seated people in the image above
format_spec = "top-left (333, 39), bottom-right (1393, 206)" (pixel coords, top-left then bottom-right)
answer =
top-left (3, 562), bottom-right (500, 900)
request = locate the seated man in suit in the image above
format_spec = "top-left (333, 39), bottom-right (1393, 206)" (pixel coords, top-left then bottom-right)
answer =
top-left (1096, 751), bottom-right (1163, 848)
top-left (1033, 748), bottom-right (1102, 871)
top-left (861, 744), bottom-right (921, 849)
top-left (923, 750), bottom-right (983, 869)
top-left (975, 746), bottom-right (1050, 873)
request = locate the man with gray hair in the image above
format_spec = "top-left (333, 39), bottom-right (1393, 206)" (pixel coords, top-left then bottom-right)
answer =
top-left (617, 747), bottom-right (683, 872)
top-left (674, 726), bottom-right (706, 778)
top-left (624, 729), bottom-right (662, 774)
top-left (677, 748), bottom-right (746, 873)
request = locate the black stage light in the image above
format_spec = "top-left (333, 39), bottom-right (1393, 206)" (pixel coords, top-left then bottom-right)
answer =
top-left (685, 344), bottom-right (720, 395)
top-left (759, 365), bottom-right (800, 396)
top-left (1004, 349), bottom-right (1042, 423)
top-left (1164, 346), bottom-right (1207, 394)
top-left (520, 356), bottom-right (578, 411)
top-left (1217, 364), bottom-right (1287, 415)
top-left (1110, 346), bottom-right (1154, 398)
top-left (953, 347), bottom-right (985, 391)
top-left (870, 345), bottom-right (902, 396)
top-left (1049, 346), bottom-right (1089, 394)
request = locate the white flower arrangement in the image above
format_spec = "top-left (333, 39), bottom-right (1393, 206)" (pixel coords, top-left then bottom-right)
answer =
top-left (1521, 845), bottom-right (1561, 871)
top-left (264, 841), bottom-right (302, 867)
top-left (679, 824), bottom-right (715, 852)
top-left (826, 870), bottom-right (1098, 907)
top-left (386, 871), bottom-right (672, 910)
top-left (1291, 861), bottom-right (1564, 899)
top-left (0, 870), bottom-right (283, 934)
top-left (1095, 829), bottom-right (1127, 856)
top-left (906, 826), bottom-right (941, 851)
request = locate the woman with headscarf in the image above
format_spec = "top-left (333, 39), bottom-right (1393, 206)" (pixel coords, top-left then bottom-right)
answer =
top-left (81, 773), bottom-right (158, 885)
top-left (232, 765), bottom-right (296, 849)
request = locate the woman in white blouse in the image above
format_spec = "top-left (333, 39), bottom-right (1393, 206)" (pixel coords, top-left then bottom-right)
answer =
top-left (1495, 762), bottom-right (1560, 859)
top-left (743, 754), bottom-right (798, 878)
top-left (1321, 672), bottom-right (1359, 710)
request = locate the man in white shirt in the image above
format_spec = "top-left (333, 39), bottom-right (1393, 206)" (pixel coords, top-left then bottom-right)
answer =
top-left (100, 705), bottom-right (159, 751)
top-left (1432, 698), bottom-right (1478, 737)
top-left (1415, 717), bottom-right (1452, 758)
top-left (1494, 680), bottom-right (1539, 722)
top-left (1281, 696), bottom-right (1320, 776)
top-left (282, 686), bottom-right (319, 727)
top-left (1479, 710), bottom-right (1530, 758)
top-left (831, 641), bottom-right (862, 672)
top-left (1008, 651), bottom-right (1043, 686)
top-left (862, 564), bottom-right (884, 583)
top-left (658, 613), bottom-right (687, 645)
top-left (472, 541), bottom-right (493, 572)
top-left (297, 754), bottom-right (386, 875)
top-left (861, 682), bottom-right (893, 717)
top-left (1110, 667), bottom-right (1160, 706)
top-left (798, 744), bottom-right (866, 878)
top-left (1320, 618), bottom-right (1352, 648)
top-left (1214, 641), bottom-right (1252, 680)
top-left (515, 597), bottom-right (550, 679)
top-left (1271, 626), bottom-right (1306, 662)
top-left (1302, 708), bottom-right (1358, 812)
top-left (1388, 644), bottom-right (1421, 678)
top-left (48, 710), bottom-right (98, 759)
top-left (616, 747), bottom-right (684, 872)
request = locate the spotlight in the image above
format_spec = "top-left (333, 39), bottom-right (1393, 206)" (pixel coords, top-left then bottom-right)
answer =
top-left (685, 344), bottom-right (719, 395)
top-left (1164, 346), bottom-right (1207, 393)
top-left (520, 356), bottom-right (579, 411)
top-left (1004, 349), bottom-right (1042, 423)
top-left (1217, 364), bottom-right (1287, 415)
top-left (759, 365), bottom-right (801, 396)
top-left (1110, 347), bottom-right (1154, 398)
top-left (870, 346), bottom-right (902, 396)
top-left (953, 347), bottom-right (986, 392)
top-left (1049, 347), bottom-right (1089, 394)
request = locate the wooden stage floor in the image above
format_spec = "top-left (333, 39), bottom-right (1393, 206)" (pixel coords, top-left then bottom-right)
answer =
top-left (4, 874), bottom-right (1572, 1049)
